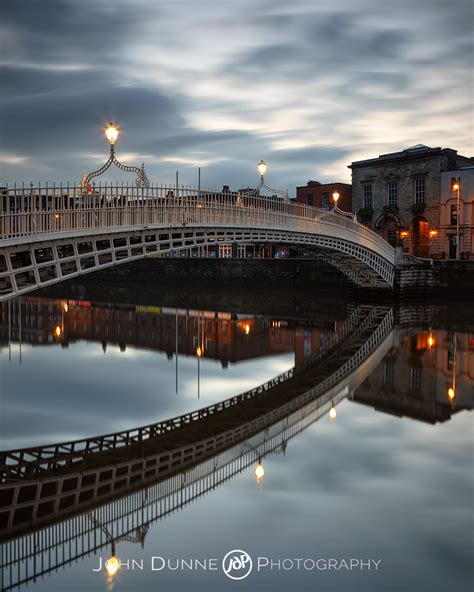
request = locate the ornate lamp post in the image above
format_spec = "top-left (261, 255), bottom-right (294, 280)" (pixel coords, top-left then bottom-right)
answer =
top-left (241, 160), bottom-right (289, 201)
top-left (451, 176), bottom-right (461, 259)
top-left (321, 188), bottom-right (356, 221)
top-left (81, 122), bottom-right (150, 191)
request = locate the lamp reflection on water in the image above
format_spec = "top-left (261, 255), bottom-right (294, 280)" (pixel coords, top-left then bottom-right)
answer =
top-left (255, 461), bottom-right (265, 481)
top-left (105, 554), bottom-right (120, 578)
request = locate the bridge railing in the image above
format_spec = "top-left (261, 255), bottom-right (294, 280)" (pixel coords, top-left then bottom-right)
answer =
top-left (0, 183), bottom-right (394, 260)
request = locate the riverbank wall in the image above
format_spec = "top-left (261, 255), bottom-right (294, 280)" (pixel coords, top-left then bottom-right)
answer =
top-left (60, 257), bottom-right (474, 300)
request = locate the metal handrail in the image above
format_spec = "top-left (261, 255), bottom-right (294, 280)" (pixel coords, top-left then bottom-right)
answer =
top-left (0, 184), bottom-right (395, 261)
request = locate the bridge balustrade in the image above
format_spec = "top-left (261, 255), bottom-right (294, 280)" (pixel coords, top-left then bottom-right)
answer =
top-left (0, 184), bottom-right (394, 260)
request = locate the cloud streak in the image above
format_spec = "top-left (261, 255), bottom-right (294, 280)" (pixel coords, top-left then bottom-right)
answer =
top-left (0, 0), bottom-right (472, 190)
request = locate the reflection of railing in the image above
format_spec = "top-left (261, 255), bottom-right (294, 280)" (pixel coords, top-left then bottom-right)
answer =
top-left (0, 402), bottom-right (334, 592)
top-left (0, 309), bottom-right (395, 591)
top-left (0, 306), bottom-right (386, 481)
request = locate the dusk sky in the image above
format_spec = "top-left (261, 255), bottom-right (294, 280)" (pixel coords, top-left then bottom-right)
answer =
top-left (1, 0), bottom-right (472, 191)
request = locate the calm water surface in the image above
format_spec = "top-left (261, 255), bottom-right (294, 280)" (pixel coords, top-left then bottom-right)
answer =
top-left (0, 286), bottom-right (472, 592)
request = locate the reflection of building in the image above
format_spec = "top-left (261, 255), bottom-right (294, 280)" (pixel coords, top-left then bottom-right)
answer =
top-left (349, 145), bottom-right (473, 256)
top-left (0, 297), bottom-right (64, 348)
top-left (296, 180), bottom-right (352, 211)
top-left (352, 330), bottom-right (474, 423)
top-left (0, 298), bottom-right (336, 368)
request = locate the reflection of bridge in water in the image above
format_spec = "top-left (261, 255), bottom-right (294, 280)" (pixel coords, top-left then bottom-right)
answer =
top-left (0, 305), bottom-right (394, 591)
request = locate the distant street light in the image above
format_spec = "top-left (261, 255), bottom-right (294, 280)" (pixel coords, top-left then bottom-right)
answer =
top-left (451, 176), bottom-right (461, 259)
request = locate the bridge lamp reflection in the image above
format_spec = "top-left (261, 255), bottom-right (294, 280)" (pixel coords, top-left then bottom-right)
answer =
top-left (329, 404), bottom-right (337, 421)
top-left (105, 554), bottom-right (121, 578)
top-left (255, 460), bottom-right (265, 481)
top-left (105, 122), bottom-right (119, 146)
top-left (257, 160), bottom-right (268, 178)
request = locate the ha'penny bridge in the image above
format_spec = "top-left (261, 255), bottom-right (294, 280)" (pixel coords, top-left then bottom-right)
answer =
top-left (0, 305), bottom-right (395, 591)
top-left (0, 122), bottom-right (433, 297)
top-left (0, 183), bottom-right (398, 297)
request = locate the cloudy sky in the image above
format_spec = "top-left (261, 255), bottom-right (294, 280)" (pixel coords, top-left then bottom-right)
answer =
top-left (0, 0), bottom-right (472, 191)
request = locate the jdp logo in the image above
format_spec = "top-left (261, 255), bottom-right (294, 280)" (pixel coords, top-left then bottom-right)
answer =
top-left (222, 549), bottom-right (253, 580)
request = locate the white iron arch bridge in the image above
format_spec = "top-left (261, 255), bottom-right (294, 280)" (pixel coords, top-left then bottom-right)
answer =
top-left (0, 182), bottom-right (396, 299)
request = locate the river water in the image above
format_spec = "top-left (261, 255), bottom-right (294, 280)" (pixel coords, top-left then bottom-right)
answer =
top-left (0, 283), bottom-right (472, 592)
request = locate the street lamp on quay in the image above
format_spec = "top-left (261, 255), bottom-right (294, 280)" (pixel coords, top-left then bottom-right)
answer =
top-left (81, 122), bottom-right (150, 191)
top-left (451, 176), bottom-right (462, 259)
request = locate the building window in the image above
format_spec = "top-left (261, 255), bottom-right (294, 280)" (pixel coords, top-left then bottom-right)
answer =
top-left (410, 366), bottom-right (422, 394)
top-left (387, 181), bottom-right (398, 207)
top-left (450, 204), bottom-right (457, 226)
top-left (306, 194), bottom-right (313, 206)
top-left (414, 177), bottom-right (425, 204)
top-left (384, 359), bottom-right (395, 386)
top-left (363, 184), bottom-right (373, 209)
top-left (322, 192), bottom-right (330, 209)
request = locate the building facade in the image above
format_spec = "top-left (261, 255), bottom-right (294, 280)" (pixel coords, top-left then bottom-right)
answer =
top-left (435, 166), bottom-right (474, 259)
top-left (296, 181), bottom-right (352, 212)
top-left (349, 145), bottom-right (473, 257)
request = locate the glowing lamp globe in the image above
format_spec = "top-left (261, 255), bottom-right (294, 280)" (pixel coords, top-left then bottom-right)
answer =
top-left (105, 123), bottom-right (119, 145)
top-left (447, 387), bottom-right (455, 400)
top-left (105, 555), bottom-right (120, 577)
top-left (196, 346), bottom-right (202, 358)
top-left (245, 323), bottom-right (250, 335)
top-left (257, 160), bottom-right (268, 177)
top-left (255, 463), bottom-right (265, 480)
top-left (332, 190), bottom-right (340, 204)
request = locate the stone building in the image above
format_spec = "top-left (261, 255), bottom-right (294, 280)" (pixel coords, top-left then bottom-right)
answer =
top-left (296, 180), bottom-right (352, 212)
top-left (436, 165), bottom-right (474, 259)
top-left (349, 145), bottom-right (473, 257)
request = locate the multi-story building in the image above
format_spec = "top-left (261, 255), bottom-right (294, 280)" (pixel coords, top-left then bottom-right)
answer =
top-left (436, 166), bottom-right (474, 259)
top-left (349, 145), bottom-right (473, 257)
top-left (296, 181), bottom-right (352, 212)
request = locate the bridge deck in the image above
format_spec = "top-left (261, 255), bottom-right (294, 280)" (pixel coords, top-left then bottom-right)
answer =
top-left (0, 186), bottom-right (396, 294)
